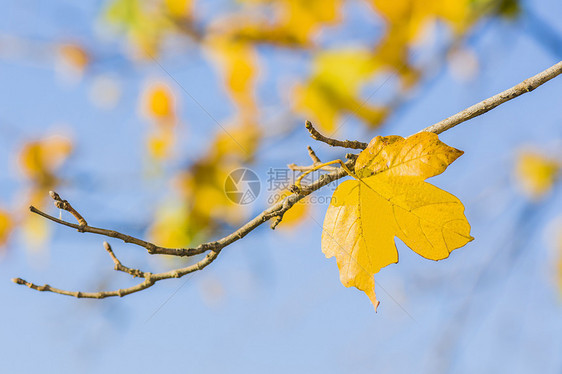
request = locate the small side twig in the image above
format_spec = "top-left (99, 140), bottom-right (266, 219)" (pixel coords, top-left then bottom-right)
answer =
top-left (28, 204), bottom-right (191, 257)
top-left (288, 145), bottom-right (339, 172)
top-left (307, 145), bottom-right (321, 163)
top-left (287, 164), bottom-right (338, 172)
top-left (270, 215), bottom-right (284, 230)
top-left (11, 248), bottom-right (221, 299)
top-left (103, 241), bottom-right (145, 278)
top-left (305, 120), bottom-right (368, 149)
top-left (49, 191), bottom-right (87, 228)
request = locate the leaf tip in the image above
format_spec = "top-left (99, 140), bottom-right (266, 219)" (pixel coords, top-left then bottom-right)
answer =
top-left (367, 287), bottom-right (380, 312)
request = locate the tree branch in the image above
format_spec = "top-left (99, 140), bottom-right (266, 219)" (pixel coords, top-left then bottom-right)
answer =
top-left (18, 164), bottom-right (352, 298)
top-left (421, 60), bottom-right (562, 134)
top-left (12, 242), bottom-right (221, 299)
top-left (28, 204), bottom-right (189, 257)
top-left (103, 241), bottom-right (145, 278)
top-left (305, 120), bottom-right (368, 149)
top-left (14, 60), bottom-right (562, 299)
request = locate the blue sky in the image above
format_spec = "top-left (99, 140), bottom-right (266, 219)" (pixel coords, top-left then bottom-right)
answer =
top-left (1, 1), bottom-right (562, 373)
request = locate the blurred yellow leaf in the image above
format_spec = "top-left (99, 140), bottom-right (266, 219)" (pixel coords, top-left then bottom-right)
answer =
top-left (22, 214), bottom-right (50, 249)
top-left (58, 44), bottom-right (90, 73)
top-left (372, 0), bottom-right (473, 38)
top-left (269, 0), bottom-right (342, 45)
top-left (147, 130), bottom-right (175, 160)
top-left (165, 0), bottom-right (193, 18)
top-left (140, 82), bottom-right (178, 161)
top-left (515, 151), bottom-right (560, 199)
top-left (214, 122), bottom-right (261, 160)
top-left (105, 0), bottom-right (173, 57)
top-left (155, 119), bottom-right (260, 245)
top-left (206, 37), bottom-right (258, 120)
top-left (176, 159), bottom-right (249, 227)
top-left (142, 82), bottom-right (176, 119)
top-left (149, 201), bottom-right (193, 248)
top-left (472, 0), bottom-right (520, 18)
top-left (0, 209), bottom-right (13, 248)
top-left (19, 135), bottom-right (73, 186)
top-left (368, 0), bottom-right (478, 89)
top-left (322, 132), bottom-right (472, 310)
top-left (18, 136), bottom-right (71, 249)
top-left (231, 0), bottom-right (343, 46)
top-left (294, 49), bottom-right (387, 132)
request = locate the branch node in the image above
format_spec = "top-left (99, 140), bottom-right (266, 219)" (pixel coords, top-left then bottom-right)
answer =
top-left (288, 184), bottom-right (300, 194)
top-left (144, 273), bottom-right (154, 284)
top-left (270, 214), bottom-right (284, 230)
top-left (146, 243), bottom-right (157, 254)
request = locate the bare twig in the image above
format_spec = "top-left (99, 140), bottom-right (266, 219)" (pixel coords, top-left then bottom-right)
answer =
top-left (28, 205), bottom-right (189, 257)
top-left (11, 249), bottom-right (219, 298)
top-left (49, 191), bottom-right (87, 227)
top-left (307, 145), bottom-right (322, 163)
top-left (421, 61), bottom-right (562, 134)
top-left (287, 164), bottom-right (338, 172)
top-left (14, 60), bottom-right (562, 299)
top-left (305, 120), bottom-right (368, 149)
top-left (18, 163), bottom-right (352, 298)
top-left (103, 241), bottom-right (145, 278)
top-left (288, 145), bottom-right (337, 172)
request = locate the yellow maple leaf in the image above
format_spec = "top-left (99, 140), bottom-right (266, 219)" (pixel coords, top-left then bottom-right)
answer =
top-left (322, 132), bottom-right (472, 310)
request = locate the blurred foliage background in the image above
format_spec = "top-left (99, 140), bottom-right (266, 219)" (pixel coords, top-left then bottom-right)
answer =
top-left (0, 0), bottom-right (561, 373)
